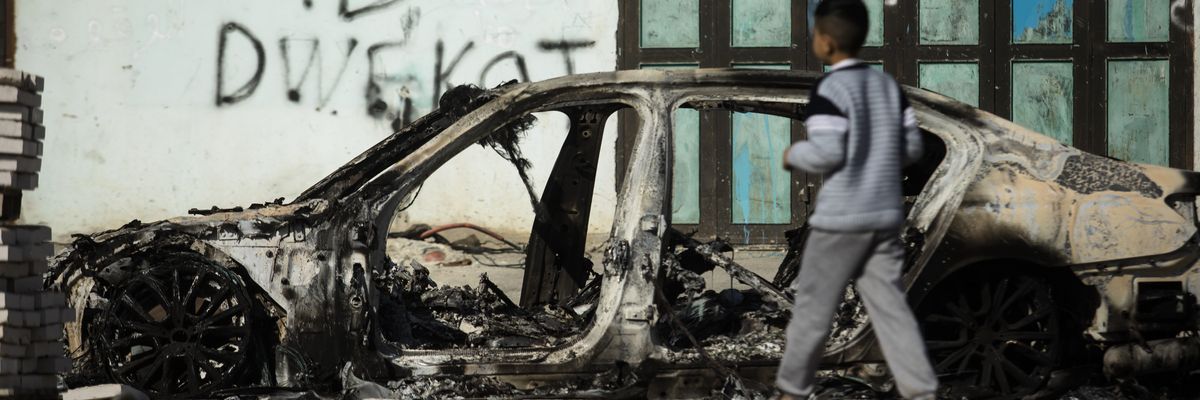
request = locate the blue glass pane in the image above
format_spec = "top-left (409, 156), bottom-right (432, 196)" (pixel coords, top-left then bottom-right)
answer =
top-left (732, 64), bottom-right (791, 225)
top-left (1013, 0), bottom-right (1074, 43)
top-left (731, 113), bottom-right (791, 224)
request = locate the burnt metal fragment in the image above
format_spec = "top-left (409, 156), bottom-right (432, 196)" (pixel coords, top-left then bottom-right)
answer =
top-left (670, 231), bottom-right (791, 309)
top-left (380, 264), bottom-right (587, 350)
top-left (1104, 337), bottom-right (1200, 379)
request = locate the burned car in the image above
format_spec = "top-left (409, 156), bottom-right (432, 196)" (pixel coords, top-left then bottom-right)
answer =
top-left (46, 69), bottom-right (1200, 398)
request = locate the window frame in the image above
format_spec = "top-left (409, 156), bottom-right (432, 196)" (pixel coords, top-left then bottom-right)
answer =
top-left (1, 0), bottom-right (11, 67)
top-left (618, 0), bottom-right (813, 244)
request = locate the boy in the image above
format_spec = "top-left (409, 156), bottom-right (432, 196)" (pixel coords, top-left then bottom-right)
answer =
top-left (777, 1), bottom-right (938, 399)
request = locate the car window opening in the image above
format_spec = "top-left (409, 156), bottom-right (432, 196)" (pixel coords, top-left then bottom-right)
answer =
top-left (658, 101), bottom-right (949, 364)
top-left (379, 104), bottom-right (626, 350)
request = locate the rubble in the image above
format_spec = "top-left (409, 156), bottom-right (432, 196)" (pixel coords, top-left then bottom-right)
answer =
top-left (377, 261), bottom-right (585, 349)
top-left (660, 288), bottom-right (788, 364)
top-left (657, 238), bottom-right (793, 365)
top-left (386, 376), bottom-right (518, 399)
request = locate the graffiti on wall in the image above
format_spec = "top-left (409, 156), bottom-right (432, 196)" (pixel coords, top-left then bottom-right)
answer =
top-left (215, 1), bottom-right (595, 131)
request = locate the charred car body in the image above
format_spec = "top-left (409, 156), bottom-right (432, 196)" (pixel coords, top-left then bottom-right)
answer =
top-left (46, 69), bottom-right (1200, 398)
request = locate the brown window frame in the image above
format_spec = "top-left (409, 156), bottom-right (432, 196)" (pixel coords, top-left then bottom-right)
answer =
top-left (617, 0), bottom-right (815, 245)
top-left (1, 0), bottom-right (12, 68)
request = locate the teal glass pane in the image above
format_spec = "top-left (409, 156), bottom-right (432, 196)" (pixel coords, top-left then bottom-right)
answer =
top-left (1107, 60), bottom-right (1169, 166)
top-left (1107, 0), bottom-right (1170, 42)
top-left (823, 62), bottom-right (884, 72)
top-left (732, 0), bottom-right (791, 47)
top-left (732, 64), bottom-right (791, 224)
top-left (1013, 0), bottom-right (1074, 43)
top-left (865, 0), bottom-right (885, 46)
top-left (920, 0), bottom-right (980, 45)
top-left (919, 63), bottom-right (979, 107)
top-left (641, 0), bottom-right (700, 48)
top-left (1012, 62), bottom-right (1074, 144)
top-left (645, 64), bottom-right (701, 224)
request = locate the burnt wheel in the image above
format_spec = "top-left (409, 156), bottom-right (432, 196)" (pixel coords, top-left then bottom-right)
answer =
top-left (919, 274), bottom-right (1060, 399)
top-left (97, 255), bottom-right (254, 398)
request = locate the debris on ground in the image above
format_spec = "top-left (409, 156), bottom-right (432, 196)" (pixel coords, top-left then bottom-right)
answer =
top-left (340, 363), bottom-right (398, 399)
top-left (1055, 377), bottom-right (1200, 400)
top-left (663, 288), bottom-right (788, 362)
top-left (718, 374), bottom-right (773, 400)
top-left (387, 237), bottom-right (473, 267)
top-left (659, 245), bottom-right (792, 365)
top-left (387, 376), bottom-right (518, 399)
top-left (388, 222), bottom-right (529, 268)
top-left (810, 377), bottom-right (892, 399)
top-left (376, 259), bottom-right (585, 349)
top-left (62, 384), bottom-right (150, 400)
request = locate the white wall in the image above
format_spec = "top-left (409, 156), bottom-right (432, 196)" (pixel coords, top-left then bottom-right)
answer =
top-left (14, 0), bottom-right (619, 240)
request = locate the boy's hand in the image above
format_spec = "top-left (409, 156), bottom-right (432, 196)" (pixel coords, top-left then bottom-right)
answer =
top-left (782, 149), bottom-right (795, 172)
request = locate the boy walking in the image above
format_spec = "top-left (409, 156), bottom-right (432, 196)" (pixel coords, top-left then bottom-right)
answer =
top-left (777, 1), bottom-right (938, 399)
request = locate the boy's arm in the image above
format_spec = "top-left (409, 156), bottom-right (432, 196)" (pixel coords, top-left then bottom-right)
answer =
top-left (785, 91), bottom-right (847, 174)
top-left (901, 92), bottom-right (924, 166)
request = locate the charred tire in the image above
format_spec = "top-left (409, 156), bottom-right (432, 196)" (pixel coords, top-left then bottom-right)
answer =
top-left (918, 272), bottom-right (1061, 399)
top-left (95, 254), bottom-right (257, 398)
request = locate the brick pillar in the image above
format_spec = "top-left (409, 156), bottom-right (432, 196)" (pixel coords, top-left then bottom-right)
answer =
top-left (0, 69), bottom-right (71, 400)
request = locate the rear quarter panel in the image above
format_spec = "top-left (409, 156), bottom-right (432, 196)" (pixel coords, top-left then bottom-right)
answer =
top-left (941, 120), bottom-right (1196, 269)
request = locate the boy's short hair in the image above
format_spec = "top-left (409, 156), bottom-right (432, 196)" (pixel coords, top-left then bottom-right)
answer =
top-left (814, 0), bottom-right (870, 53)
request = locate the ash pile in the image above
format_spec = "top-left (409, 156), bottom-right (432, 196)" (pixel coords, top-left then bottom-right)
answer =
top-left (375, 260), bottom-right (591, 349)
top-left (0, 70), bottom-right (72, 398)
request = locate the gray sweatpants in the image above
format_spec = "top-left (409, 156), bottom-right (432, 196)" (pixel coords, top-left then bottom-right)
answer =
top-left (775, 228), bottom-right (938, 399)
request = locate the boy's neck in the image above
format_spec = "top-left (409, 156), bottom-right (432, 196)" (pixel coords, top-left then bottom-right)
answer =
top-left (825, 53), bottom-right (858, 67)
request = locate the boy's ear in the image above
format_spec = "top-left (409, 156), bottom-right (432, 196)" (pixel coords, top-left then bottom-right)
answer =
top-left (814, 32), bottom-right (834, 58)
top-left (819, 32), bottom-right (840, 56)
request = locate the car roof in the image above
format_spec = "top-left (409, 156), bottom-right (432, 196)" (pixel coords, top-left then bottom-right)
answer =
top-left (496, 68), bottom-right (983, 121)
top-left (508, 68), bottom-right (826, 94)
top-left (306, 68), bottom-right (995, 203)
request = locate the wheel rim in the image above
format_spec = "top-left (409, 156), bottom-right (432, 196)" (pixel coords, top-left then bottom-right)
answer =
top-left (920, 275), bottom-right (1059, 398)
top-left (98, 257), bottom-right (253, 397)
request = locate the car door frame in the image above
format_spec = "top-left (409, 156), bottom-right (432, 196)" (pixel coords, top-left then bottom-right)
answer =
top-left (337, 81), bottom-right (676, 375)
